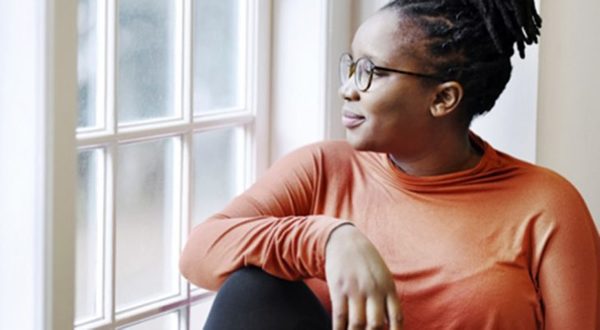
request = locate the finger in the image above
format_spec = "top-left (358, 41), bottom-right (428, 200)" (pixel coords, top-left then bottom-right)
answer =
top-left (366, 295), bottom-right (385, 330)
top-left (348, 295), bottom-right (367, 330)
top-left (331, 293), bottom-right (348, 330)
top-left (386, 294), bottom-right (404, 330)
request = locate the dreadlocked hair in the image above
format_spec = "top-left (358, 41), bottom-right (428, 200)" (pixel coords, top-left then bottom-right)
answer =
top-left (382, 0), bottom-right (542, 122)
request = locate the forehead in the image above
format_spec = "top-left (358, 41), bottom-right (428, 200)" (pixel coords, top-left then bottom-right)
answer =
top-left (351, 9), bottom-right (427, 65)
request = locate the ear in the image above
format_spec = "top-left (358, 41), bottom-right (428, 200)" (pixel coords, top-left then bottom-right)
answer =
top-left (430, 81), bottom-right (463, 118)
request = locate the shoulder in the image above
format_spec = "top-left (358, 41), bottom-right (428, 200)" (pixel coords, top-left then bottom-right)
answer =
top-left (512, 158), bottom-right (583, 204)
top-left (501, 155), bottom-right (592, 221)
top-left (487, 148), bottom-right (591, 218)
top-left (493, 154), bottom-right (598, 275)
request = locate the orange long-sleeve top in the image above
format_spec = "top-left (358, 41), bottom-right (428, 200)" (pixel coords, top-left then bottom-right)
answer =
top-left (180, 134), bottom-right (600, 329)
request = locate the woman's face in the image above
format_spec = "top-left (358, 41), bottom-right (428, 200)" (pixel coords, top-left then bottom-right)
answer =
top-left (339, 9), bottom-right (442, 159)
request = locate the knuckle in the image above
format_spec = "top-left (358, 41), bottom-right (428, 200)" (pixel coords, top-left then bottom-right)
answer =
top-left (394, 313), bottom-right (404, 324)
top-left (333, 323), bottom-right (345, 330)
top-left (334, 312), bottom-right (348, 322)
top-left (367, 321), bottom-right (385, 330)
top-left (350, 320), bottom-right (367, 329)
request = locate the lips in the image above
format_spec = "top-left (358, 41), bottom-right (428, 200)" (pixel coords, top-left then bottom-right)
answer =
top-left (342, 110), bottom-right (366, 129)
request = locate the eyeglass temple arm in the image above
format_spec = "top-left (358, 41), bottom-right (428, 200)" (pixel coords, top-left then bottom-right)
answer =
top-left (374, 65), bottom-right (446, 81)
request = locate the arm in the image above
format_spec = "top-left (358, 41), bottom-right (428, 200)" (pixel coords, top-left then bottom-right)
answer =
top-left (179, 143), bottom-right (351, 290)
top-left (537, 186), bottom-right (600, 329)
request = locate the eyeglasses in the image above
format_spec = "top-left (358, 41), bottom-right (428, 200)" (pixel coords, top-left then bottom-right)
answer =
top-left (339, 53), bottom-right (446, 92)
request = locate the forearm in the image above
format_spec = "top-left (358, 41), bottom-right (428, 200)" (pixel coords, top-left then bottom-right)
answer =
top-left (180, 214), bottom-right (351, 290)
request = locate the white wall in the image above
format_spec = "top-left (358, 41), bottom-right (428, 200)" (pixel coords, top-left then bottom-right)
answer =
top-left (537, 0), bottom-right (600, 223)
top-left (270, 0), bottom-right (329, 160)
top-left (0, 1), bottom-right (41, 328)
top-left (0, 1), bottom-right (77, 329)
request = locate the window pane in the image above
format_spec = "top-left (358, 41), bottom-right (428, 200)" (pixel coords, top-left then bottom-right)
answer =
top-left (75, 149), bottom-right (103, 323)
top-left (78, 0), bottom-right (98, 128)
top-left (116, 138), bottom-right (179, 311)
top-left (121, 311), bottom-right (179, 330)
top-left (194, 0), bottom-right (244, 113)
top-left (118, 0), bottom-right (176, 123)
top-left (193, 127), bottom-right (244, 225)
top-left (190, 296), bottom-right (215, 329)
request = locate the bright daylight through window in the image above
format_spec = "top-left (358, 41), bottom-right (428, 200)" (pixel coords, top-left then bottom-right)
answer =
top-left (74, 0), bottom-right (266, 328)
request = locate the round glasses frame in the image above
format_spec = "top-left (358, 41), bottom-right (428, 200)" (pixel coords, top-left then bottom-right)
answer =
top-left (339, 53), bottom-right (446, 92)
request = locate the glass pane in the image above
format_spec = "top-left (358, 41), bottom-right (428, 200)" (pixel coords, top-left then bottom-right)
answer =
top-left (78, 0), bottom-right (98, 128)
top-left (75, 149), bottom-right (102, 323)
top-left (118, 0), bottom-right (176, 123)
top-left (190, 296), bottom-right (215, 329)
top-left (194, 0), bottom-right (244, 113)
top-left (121, 311), bottom-right (179, 330)
top-left (193, 127), bottom-right (244, 225)
top-left (116, 138), bottom-right (179, 311)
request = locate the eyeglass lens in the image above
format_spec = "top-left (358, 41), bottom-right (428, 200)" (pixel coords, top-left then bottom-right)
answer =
top-left (355, 58), bottom-right (372, 91)
top-left (339, 54), bottom-right (373, 92)
top-left (339, 55), bottom-right (353, 85)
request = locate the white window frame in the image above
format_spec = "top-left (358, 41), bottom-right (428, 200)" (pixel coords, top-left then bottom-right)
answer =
top-left (73, 0), bottom-right (271, 328)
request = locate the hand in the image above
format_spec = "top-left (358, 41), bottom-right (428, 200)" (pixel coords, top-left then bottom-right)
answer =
top-left (325, 225), bottom-right (403, 330)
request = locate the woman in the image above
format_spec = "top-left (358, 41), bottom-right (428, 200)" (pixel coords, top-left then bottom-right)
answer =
top-left (181, 0), bottom-right (600, 329)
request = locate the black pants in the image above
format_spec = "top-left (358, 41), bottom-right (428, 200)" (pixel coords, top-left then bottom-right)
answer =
top-left (204, 267), bottom-right (331, 330)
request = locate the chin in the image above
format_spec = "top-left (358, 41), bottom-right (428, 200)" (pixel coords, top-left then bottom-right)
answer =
top-left (345, 131), bottom-right (377, 152)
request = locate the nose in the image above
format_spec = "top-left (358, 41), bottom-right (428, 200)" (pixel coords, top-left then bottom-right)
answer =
top-left (338, 78), bottom-right (360, 101)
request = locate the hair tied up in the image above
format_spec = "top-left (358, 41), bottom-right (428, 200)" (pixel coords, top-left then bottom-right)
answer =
top-left (468, 0), bottom-right (542, 58)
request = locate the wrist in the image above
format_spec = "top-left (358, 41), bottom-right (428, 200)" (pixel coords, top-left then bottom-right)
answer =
top-left (325, 224), bottom-right (358, 255)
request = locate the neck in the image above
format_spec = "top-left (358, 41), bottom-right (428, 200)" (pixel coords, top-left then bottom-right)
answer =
top-left (389, 131), bottom-right (482, 177)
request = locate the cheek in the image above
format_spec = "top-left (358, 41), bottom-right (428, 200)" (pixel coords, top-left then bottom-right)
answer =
top-left (364, 89), bottom-right (432, 140)
top-left (364, 91), bottom-right (422, 127)
top-left (365, 79), bottom-right (427, 110)
top-left (362, 88), bottom-right (402, 117)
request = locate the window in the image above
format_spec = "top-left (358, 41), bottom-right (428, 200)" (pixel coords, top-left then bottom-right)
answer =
top-left (74, 0), bottom-right (269, 328)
